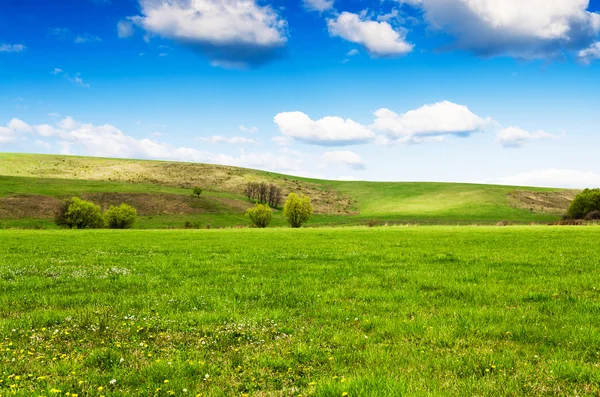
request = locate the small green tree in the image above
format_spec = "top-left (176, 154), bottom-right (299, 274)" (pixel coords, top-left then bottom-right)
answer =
top-left (283, 193), bottom-right (313, 228)
top-left (246, 204), bottom-right (273, 228)
top-left (192, 187), bottom-right (203, 198)
top-left (56, 197), bottom-right (103, 229)
top-left (104, 203), bottom-right (138, 229)
top-left (568, 188), bottom-right (600, 219)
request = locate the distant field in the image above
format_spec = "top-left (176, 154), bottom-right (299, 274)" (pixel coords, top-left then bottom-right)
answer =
top-left (1, 227), bottom-right (600, 396)
top-left (0, 153), bottom-right (578, 228)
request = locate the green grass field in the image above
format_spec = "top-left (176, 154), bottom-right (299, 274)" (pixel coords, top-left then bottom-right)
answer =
top-left (2, 226), bottom-right (600, 396)
top-left (0, 154), bottom-right (578, 228)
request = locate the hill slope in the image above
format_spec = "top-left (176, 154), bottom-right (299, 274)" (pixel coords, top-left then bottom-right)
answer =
top-left (0, 153), bottom-right (576, 228)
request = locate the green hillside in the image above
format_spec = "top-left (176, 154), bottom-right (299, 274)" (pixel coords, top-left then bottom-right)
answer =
top-left (0, 153), bottom-right (577, 228)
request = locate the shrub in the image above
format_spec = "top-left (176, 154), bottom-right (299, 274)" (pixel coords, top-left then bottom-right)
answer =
top-left (192, 187), bottom-right (203, 198)
top-left (184, 221), bottom-right (201, 229)
top-left (104, 203), bottom-right (138, 229)
top-left (55, 197), bottom-right (103, 229)
top-left (367, 219), bottom-right (380, 227)
top-left (283, 193), bottom-right (313, 228)
top-left (567, 188), bottom-right (600, 219)
top-left (55, 198), bottom-right (75, 229)
top-left (246, 204), bottom-right (273, 228)
top-left (585, 210), bottom-right (600, 220)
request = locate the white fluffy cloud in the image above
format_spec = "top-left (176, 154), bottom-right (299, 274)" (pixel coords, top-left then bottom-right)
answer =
top-left (128, 0), bottom-right (288, 67)
top-left (322, 150), bottom-right (366, 170)
top-left (0, 127), bottom-right (15, 144)
top-left (372, 101), bottom-right (489, 143)
top-left (406, 0), bottom-right (600, 59)
top-left (0, 44), bottom-right (26, 53)
top-left (579, 42), bottom-right (600, 63)
top-left (492, 169), bottom-right (600, 189)
top-left (198, 135), bottom-right (256, 144)
top-left (304, 0), bottom-right (334, 12)
top-left (328, 12), bottom-right (413, 56)
top-left (274, 111), bottom-right (375, 146)
top-left (495, 127), bottom-right (556, 148)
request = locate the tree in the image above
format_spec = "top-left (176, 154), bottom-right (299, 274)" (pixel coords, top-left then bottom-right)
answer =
top-left (244, 182), bottom-right (282, 208)
top-left (55, 197), bottom-right (103, 229)
top-left (192, 187), bottom-right (203, 198)
top-left (568, 188), bottom-right (600, 219)
top-left (246, 204), bottom-right (272, 228)
top-left (283, 193), bottom-right (313, 228)
top-left (104, 203), bottom-right (138, 229)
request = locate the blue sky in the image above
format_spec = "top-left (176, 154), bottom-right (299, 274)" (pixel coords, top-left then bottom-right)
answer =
top-left (1, 0), bottom-right (600, 187)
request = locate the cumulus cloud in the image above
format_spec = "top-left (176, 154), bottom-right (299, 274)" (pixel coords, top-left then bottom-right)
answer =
top-left (322, 150), bottom-right (366, 170)
top-left (8, 118), bottom-right (33, 133)
top-left (405, 0), bottom-right (600, 59)
top-left (0, 127), bottom-right (15, 144)
top-left (198, 135), bottom-right (256, 144)
top-left (372, 101), bottom-right (490, 143)
top-left (328, 12), bottom-right (413, 57)
top-left (495, 127), bottom-right (556, 148)
top-left (274, 111), bottom-right (375, 146)
top-left (127, 0), bottom-right (288, 67)
top-left (491, 169), bottom-right (600, 189)
top-left (304, 0), bottom-right (334, 12)
top-left (0, 44), bottom-right (26, 53)
top-left (578, 41), bottom-right (600, 63)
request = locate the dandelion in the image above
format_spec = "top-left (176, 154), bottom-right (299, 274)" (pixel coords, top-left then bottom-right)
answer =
top-left (49, 389), bottom-right (61, 394)
top-left (110, 379), bottom-right (116, 385)
top-left (97, 386), bottom-right (104, 392)
top-left (342, 393), bottom-right (349, 397)
top-left (119, 358), bottom-right (124, 363)
top-left (164, 379), bottom-right (169, 383)
top-left (183, 389), bottom-right (188, 393)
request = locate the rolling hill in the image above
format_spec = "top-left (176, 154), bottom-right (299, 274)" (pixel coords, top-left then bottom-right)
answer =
top-left (0, 153), bottom-right (577, 228)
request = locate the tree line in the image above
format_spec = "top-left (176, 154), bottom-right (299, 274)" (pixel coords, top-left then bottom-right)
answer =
top-left (244, 182), bottom-right (282, 208)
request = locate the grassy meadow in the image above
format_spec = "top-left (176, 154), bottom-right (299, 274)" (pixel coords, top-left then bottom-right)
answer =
top-left (2, 226), bottom-right (600, 396)
top-left (0, 154), bottom-right (578, 228)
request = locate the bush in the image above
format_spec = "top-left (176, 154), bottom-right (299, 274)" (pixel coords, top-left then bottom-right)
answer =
top-left (567, 188), bottom-right (600, 219)
top-left (55, 197), bottom-right (103, 229)
top-left (192, 187), bottom-right (203, 198)
top-left (283, 193), bottom-right (313, 228)
top-left (246, 204), bottom-right (272, 228)
top-left (104, 203), bottom-right (138, 229)
top-left (367, 219), bottom-right (380, 227)
top-left (585, 210), bottom-right (600, 220)
top-left (55, 198), bottom-right (75, 229)
top-left (184, 221), bottom-right (201, 229)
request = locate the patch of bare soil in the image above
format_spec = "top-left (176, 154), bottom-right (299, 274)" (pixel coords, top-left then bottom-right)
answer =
top-left (508, 190), bottom-right (579, 215)
top-left (82, 193), bottom-right (253, 216)
top-left (0, 195), bottom-right (60, 218)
